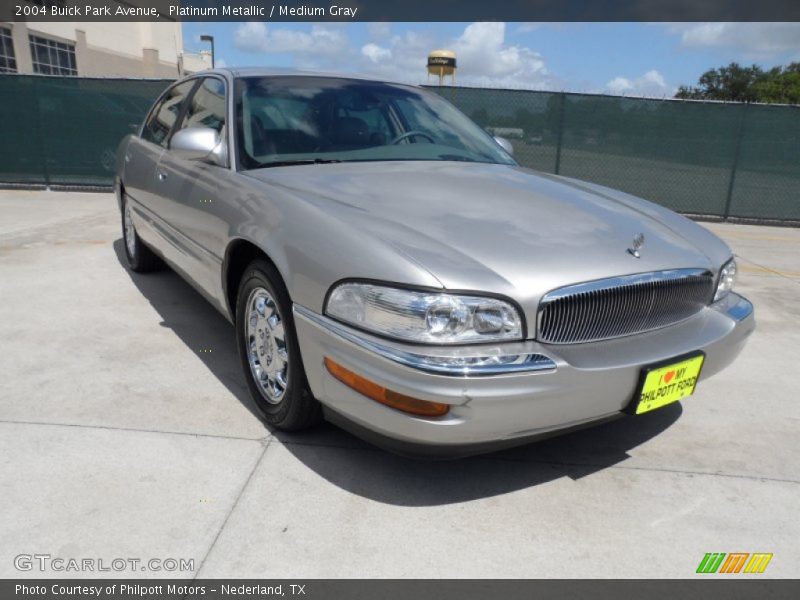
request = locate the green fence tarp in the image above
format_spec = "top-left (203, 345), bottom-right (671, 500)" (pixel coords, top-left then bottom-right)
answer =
top-left (1, 75), bottom-right (171, 187)
top-left (435, 86), bottom-right (800, 221)
top-left (2, 75), bottom-right (799, 221)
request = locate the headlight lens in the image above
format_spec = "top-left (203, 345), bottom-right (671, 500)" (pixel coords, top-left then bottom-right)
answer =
top-left (714, 258), bottom-right (737, 302)
top-left (325, 283), bottom-right (523, 344)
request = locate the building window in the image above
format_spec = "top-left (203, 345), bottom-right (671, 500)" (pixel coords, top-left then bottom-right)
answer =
top-left (29, 34), bottom-right (77, 76)
top-left (0, 27), bottom-right (17, 73)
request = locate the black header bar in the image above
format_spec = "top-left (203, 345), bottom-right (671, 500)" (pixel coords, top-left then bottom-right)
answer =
top-left (4, 0), bottom-right (800, 22)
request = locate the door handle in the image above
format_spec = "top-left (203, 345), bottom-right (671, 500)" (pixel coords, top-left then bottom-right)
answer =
top-left (157, 170), bottom-right (168, 181)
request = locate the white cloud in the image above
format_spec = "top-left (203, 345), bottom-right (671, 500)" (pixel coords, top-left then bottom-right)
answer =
top-left (352, 22), bottom-right (555, 89)
top-left (605, 70), bottom-right (671, 97)
top-left (606, 77), bottom-right (634, 94)
top-left (666, 23), bottom-right (800, 59)
top-left (350, 29), bottom-right (438, 83)
top-left (232, 21), bottom-right (558, 89)
top-left (234, 22), bottom-right (349, 56)
top-left (234, 22), bottom-right (268, 52)
top-left (451, 22), bottom-right (551, 88)
top-left (361, 43), bottom-right (392, 64)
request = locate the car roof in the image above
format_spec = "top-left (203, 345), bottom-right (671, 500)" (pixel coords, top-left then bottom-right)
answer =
top-left (195, 67), bottom-right (419, 88)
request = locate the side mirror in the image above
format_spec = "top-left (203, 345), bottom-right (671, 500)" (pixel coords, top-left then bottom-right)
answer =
top-left (170, 127), bottom-right (226, 166)
top-left (494, 136), bottom-right (514, 156)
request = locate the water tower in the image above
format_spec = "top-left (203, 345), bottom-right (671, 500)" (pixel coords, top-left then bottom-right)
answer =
top-left (427, 50), bottom-right (457, 85)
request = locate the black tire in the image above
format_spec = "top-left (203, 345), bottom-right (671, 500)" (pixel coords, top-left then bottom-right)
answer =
top-left (235, 259), bottom-right (321, 431)
top-left (122, 194), bottom-right (163, 273)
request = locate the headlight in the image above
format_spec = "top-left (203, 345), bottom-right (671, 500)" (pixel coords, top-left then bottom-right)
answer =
top-left (714, 258), bottom-right (737, 302)
top-left (325, 282), bottom-right (523, 344)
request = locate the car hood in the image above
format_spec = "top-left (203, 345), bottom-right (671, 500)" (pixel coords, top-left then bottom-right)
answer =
top-left (244, 161), bottom-right (730, 306)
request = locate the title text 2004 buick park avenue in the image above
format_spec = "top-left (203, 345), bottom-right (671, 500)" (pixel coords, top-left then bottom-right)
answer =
top-left (116, 68), bottom-right (754, 457)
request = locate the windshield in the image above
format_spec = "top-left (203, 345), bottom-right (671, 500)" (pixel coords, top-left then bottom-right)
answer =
top-left (234, 76), bottom-right (516, 169)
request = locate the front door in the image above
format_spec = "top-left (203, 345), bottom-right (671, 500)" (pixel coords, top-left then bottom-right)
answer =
top-left (150, 77), bottom-right (230, 308)
top-left (125, 79), bottom-right (197, 252)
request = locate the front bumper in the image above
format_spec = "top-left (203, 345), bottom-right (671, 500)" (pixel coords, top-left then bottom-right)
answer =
top-left (293, 293), bottom-right (754, 457)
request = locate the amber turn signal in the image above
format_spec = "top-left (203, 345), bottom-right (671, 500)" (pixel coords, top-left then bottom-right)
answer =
top-left (324, 357), bottom-right (450, 417)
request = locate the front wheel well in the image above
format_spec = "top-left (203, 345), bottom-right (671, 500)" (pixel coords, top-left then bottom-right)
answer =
top-left (117, 180), bottom-right (126, 212)
top-left (224, 240), bottom-right (286, 318)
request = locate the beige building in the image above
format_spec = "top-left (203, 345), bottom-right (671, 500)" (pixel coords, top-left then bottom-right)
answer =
top-left (0, 19), bottom-right (208, 78)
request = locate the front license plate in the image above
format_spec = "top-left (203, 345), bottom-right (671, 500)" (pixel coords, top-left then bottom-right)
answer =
top-left (634, 354), bottom-right (705, 415)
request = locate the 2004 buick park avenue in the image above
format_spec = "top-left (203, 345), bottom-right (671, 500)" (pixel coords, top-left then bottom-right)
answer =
top-left (116, 68), bottom-right (754, 457)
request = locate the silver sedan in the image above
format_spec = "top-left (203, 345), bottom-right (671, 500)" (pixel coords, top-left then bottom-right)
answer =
top-left (116, 68), bottom-right (754, 457)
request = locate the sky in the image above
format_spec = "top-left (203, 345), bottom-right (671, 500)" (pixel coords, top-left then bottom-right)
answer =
top-left (181, 22), bottom-right (800, 96)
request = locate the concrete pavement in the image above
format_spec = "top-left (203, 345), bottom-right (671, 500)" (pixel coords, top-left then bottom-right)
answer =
top-left (1, 190), bottom-right (798, 578)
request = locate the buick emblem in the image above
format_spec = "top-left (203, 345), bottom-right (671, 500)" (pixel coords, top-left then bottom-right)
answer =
top-left (627, 233), bottom-right (645, 258)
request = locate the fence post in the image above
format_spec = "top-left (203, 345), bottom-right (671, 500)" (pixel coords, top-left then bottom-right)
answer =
top-left (554, 92), bottom-right (566, 175)
top-left (723, 102), bottom-right (748, 220)
top-left (32, 77), bottom-right (51, 187)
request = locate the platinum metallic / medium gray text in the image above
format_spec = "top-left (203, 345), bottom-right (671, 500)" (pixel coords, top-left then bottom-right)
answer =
top-left (168, 5), bottom-right (359, 18)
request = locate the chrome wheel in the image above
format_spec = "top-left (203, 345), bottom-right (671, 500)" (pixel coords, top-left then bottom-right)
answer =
top-left (245, 287), bottom-right (289, 404)
top-left (124, 202), bottom-right (137, 258)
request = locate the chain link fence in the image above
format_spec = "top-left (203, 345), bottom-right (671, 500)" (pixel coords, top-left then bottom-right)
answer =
top-left (1, 75), bottom-right (798, 222)
top-left (434, 86), bottom-right (800, 221)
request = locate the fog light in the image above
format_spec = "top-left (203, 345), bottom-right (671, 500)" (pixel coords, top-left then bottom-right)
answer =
top-left (324, 357), bottom-right (450, 417)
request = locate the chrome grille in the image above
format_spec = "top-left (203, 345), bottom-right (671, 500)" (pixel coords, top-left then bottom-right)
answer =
top-left (537, 269), bottom-right (715, 344)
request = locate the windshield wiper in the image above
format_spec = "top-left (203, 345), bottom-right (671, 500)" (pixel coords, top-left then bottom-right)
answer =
top-left (260, 158), bottom-right (343, 168)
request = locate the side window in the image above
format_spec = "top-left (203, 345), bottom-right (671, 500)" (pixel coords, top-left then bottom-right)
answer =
top-left (141, 80), bottom-right (196, 147)
top-left (178, 78), bottom-right (226, 134)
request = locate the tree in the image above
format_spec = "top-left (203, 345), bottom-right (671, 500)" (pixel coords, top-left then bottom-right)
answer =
top-left (753, 63), bottom-right (800, 104)
top-left (675, 62), bottom-right (800, 104)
